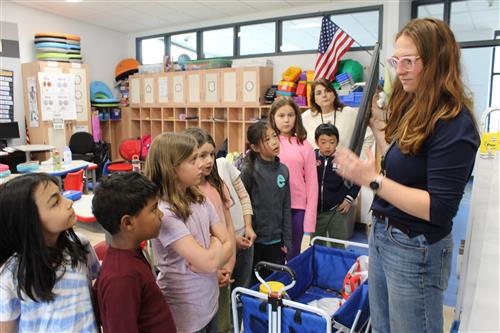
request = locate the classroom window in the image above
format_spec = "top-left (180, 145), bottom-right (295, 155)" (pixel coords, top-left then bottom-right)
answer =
top-left (203, 28), bottom-right (234, 58)
top-left (239, 22), bottom-right (275, 55)
top-left (450, 0), bottom-right (500, 42)
top-left (461, 47), bottom-right (495, 123)
top-left (141, 37), bottom-right (165, 65)
top-left (171, 32), bottom-right (197, 62)
top-left (416, 3), bottom-right (444, 19)
top-left (330, 10), bottom-right (379, 47)
top-left (491, 34), bottom-right (500, 108)
top-left (281, 17), bottom-right (322, 52)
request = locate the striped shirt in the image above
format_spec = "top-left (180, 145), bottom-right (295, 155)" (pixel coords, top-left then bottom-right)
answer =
top-left (0, 234), bottom-right (100, 332)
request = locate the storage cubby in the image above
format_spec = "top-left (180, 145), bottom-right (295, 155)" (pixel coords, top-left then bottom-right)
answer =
top-left (200, 122), bottom-right (213, 136)
top-left (163, 121), bottom-right (174, 132)
top-left (244, 107), bottom-right (259, 122)
top-left (260, 106), bottom-right (270, 119)
top-left (214, 108), bottom-right (226, 122)
top-left (141, 108), bottom-right (151, 120)
top-left (151, 120), bottom-right (162, 138)
top-left (174, 121), bottom-right (187, 132)
top-left (141, 120), bottom-right (151, 136)
top-left (186, 108), bottom-right (200, 123)
top-left (200, 107), bottom-right (213, 121)
top-left (175, 108), bottom-right (187, 121)
top-left (131, 120), bottom-right (141, 137)
top-left (131, 108), bottom-right (141, 120)
top-left (228, 123), bottom-right (244, 153)
top-left (151, 108), bottom-right (161, 120)
top-left (228, 107), bottom-right (243, 122)
top-left (214, 122), bottom-right (227, 151)
top-left (162, 107), bottom-right (174, 121)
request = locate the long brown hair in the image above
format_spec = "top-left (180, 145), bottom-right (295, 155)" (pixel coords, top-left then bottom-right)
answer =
top-left (184, 127), bottom-right (229, 205)
top-left (144, 132), bottom-right (204, 221)
top-left (385, 17), bottom-right (477, 154)
top-left (269, 98), bottom-right (307, 144)
top-left (310, 78), bottom-right (345, 115)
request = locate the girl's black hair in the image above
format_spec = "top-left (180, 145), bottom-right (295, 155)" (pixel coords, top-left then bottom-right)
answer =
top-left (244, 119), bottom-right (276, 184)
top-left (0, 173), bottom-right (88, 302)
top-left (184, 127), bottom-right (229, 204)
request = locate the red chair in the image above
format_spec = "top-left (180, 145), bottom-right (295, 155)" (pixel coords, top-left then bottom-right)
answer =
top-left (64, 169), bottom-right (84, 192)
top-left (107, 136), bottom-right (151, 173)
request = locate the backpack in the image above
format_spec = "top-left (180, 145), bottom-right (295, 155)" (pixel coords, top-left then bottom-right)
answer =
top-left (119, 135), bottom-right (151, 161)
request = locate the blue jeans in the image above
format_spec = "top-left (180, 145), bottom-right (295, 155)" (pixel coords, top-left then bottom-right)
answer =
top-left (369, 216), bottom-right (453, 333)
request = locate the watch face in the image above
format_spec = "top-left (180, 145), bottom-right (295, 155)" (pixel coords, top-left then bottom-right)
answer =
top-left (370, 181), bottom-right (379, 190)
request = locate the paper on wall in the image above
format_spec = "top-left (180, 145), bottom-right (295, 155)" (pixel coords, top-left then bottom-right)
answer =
top-left (73, 125), bottom-right (88, 133)
top-left (38, 72), bottom-right (77, 121)
top-left (69, 68), bottom-right (88, 121)
top-left (144, 77), bottom-right (154, 104)
top-left (158, 76), bottom-right (168, 103)
top-left (130, 77), bottom-right (140, 104)
top-left (27, 76), bottom-right (39, 127)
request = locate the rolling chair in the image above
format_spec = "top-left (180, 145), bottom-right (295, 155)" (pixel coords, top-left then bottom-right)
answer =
top-left (69, 132), bottom-right (96, 163)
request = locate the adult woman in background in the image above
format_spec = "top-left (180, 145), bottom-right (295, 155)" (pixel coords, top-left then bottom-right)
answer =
top-left (335, 18), bottom-right (480, 332)
top-left (301, 78), bottom-right (373, 150)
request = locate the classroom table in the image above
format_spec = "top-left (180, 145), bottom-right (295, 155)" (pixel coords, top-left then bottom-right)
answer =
top-left (72, 194), bottom-right (96, 223)
top-left (37, 160), bottom-right (97, 193)
top-left (13, 144), bottom-right (55, 161)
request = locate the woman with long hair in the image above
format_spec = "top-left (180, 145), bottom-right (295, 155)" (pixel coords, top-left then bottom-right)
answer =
top-left (334, 18), bottom-right (480, 332)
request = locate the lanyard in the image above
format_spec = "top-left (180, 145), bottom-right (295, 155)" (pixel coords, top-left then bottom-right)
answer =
top-left (320, 109), bottom-right (337, 126)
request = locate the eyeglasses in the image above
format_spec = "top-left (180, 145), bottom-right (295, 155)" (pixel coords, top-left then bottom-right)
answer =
top-left (386, 55), bottom-right (421, 72)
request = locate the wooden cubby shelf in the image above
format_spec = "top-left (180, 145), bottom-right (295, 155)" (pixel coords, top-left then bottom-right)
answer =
top-left (124, 66), bottom-right (277, 153)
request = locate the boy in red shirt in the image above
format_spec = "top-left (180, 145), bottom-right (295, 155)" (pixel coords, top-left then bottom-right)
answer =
top-left (92, 173), bottom-right (176, 333)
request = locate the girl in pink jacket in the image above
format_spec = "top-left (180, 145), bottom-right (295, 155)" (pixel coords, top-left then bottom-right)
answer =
top-left (269, 98), bottom-right (318, 260)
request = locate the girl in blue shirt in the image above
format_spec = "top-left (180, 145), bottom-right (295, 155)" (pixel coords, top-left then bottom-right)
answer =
top-left (0, 173), bottom-right (99, 333)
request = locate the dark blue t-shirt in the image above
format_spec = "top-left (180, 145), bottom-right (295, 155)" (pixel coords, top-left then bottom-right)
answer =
top-left (372, 108), bottom-right (480, 243)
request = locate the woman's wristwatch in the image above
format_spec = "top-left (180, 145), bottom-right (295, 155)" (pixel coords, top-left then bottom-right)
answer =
top-left (369, 175), bottom-right (384, 193)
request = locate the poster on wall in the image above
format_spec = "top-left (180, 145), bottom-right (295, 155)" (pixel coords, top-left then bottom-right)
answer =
top-left (0, 69), bottom-right (14, 122)
top-left (38, 72), bottom-right (77, 121)
top-left (69, 67), bottom-right (88, 121)
top-left (27, 76), bottom-right (39, 127)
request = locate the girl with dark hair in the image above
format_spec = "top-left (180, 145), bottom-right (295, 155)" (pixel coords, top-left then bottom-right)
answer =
top-left (334, 18), bottom-right (480, 332)
top-left (269, 98), bottom-right (318, 260)
top-left (0, 173), bottom-right (100, 333)
top-left (240, 120), bottom-right (292, 283)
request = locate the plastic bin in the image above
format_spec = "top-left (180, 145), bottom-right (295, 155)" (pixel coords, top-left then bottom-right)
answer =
top-left (339, 92), bottom-right (364, 107)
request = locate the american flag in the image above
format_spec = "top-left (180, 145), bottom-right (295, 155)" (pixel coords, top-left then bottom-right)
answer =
top-left (313, 17), bottom-right (354, 81)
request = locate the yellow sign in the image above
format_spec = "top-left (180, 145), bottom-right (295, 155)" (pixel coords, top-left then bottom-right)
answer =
top-left (479, 131), bottom-right (500, 154)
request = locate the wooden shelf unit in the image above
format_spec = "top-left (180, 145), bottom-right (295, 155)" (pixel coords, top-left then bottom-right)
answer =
top-left (125, 67), bottom-right (275, 153)
top-left (126, 105), bottom-right (272, 153)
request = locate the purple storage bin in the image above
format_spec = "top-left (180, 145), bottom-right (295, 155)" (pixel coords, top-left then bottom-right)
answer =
top-left (292, 96), bottom-right (307, 106)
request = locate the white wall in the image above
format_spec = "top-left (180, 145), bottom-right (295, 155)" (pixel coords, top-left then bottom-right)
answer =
top-left (128, 0), bottom-right (412, 84)
top-left (1, 2), bottom-right (129, 142)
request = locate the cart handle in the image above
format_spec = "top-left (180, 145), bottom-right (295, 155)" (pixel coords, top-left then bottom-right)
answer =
top-left (310, 236), bottom-right (369, 249)
top-left (255, 261), bottom-right (296, 296)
